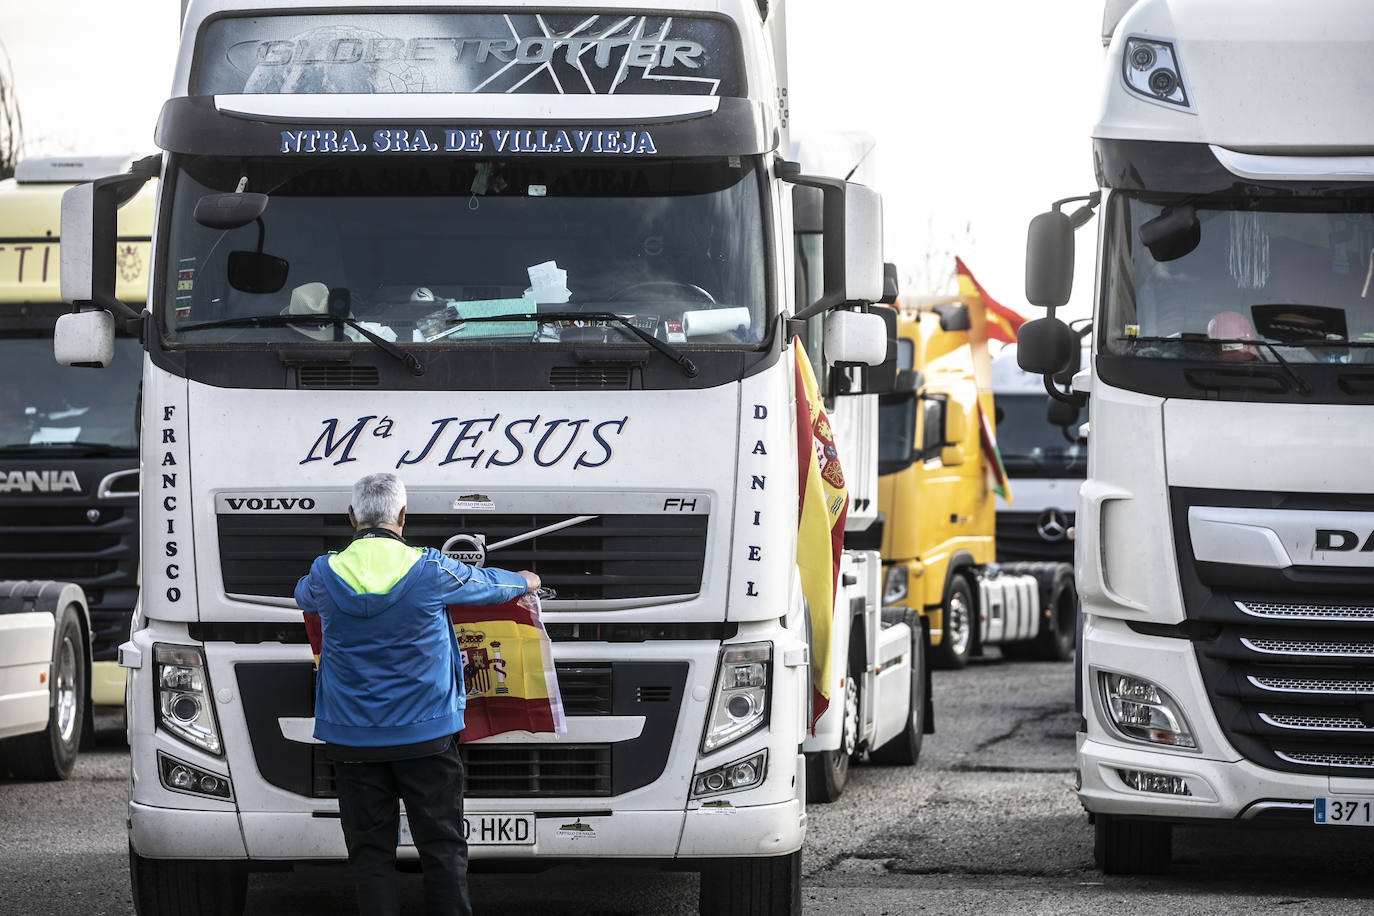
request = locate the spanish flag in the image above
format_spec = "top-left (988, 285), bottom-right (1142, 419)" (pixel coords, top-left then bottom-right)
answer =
top-left (956, 257), bottom-right (1025, 344)
top-left (794, 339), bottom-right (848, 729)
top-left (449, 595), bottom-right (566, 743)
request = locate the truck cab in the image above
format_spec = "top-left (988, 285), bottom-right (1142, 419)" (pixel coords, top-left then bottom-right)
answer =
top-left (0, 155), bottom-right (151, 709)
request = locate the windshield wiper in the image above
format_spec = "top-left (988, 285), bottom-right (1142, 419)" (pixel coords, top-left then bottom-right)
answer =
top-left (177, 315), bottom-right (425, 376)
top-left (1125, 335), bottom-right (1311, 395)
top-left (452, 310), bottom-right (699, 378)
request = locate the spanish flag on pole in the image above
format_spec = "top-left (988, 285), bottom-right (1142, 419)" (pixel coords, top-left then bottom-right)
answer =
top-left (955, 257), bottom-right (1015, 503)
top-left (956, 257), bottom-right (1025, 344)
top-left (794, 339), bottom-right (847, 729)
top-left (449, 595), bottom-right (566, 743)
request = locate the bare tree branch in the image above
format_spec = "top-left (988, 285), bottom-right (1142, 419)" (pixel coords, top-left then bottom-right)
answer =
top-left (0, 41), bottom-right (23, 179)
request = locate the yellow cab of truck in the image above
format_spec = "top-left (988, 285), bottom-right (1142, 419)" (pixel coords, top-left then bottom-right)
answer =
top-left (878, 296), bottom-right (1076, 670)
top-left (0, 155), bottom-right (155, 708)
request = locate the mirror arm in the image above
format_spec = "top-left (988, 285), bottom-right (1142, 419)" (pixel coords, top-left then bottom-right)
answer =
top-left (1044, 373), bottom-right (1087, 407)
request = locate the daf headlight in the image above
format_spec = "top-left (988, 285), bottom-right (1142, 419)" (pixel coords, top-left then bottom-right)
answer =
top-left (701, 642), bottom-right (770, 753)
top-left (1122, 37), bottom-right (1190, 109)
top-left (155, 644), bottom-right (223, 755)
top-left (882, 566), bottom-right (908, 606)
top-left (1097, 669), bottom-right (1196, 749)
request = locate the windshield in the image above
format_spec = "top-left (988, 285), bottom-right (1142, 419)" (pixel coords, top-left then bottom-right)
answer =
top-left (0, 337), bottom-right (142, 451)
top-left (993, 394), bottom-right (1085, 477)
top-left (1103, 195), bottom-right (1374, 364)
top-left (161, 156), bottom-right (767, 348)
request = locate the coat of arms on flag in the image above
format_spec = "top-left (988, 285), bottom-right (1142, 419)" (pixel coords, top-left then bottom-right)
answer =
top-left (449, 594), bottom-right (566, 743)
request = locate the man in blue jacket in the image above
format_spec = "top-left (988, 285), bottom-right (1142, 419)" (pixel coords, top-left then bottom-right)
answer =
top-left (296, 472), bottom-right (538, 916)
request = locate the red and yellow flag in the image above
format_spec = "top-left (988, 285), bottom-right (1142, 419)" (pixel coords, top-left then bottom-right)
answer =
top-left (794, 339), bottom-right (848, 729)
top-left (449, 595), bottom-right (566, 743)
top-left (956, 256), bottom-right (1025, 344)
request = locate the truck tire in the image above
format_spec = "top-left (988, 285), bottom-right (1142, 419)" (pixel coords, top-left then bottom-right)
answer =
top-left (699, 850), bottom-right (802, 916)
top-left (1094, 814), bottom-right (1171, 875)
top-left (1001, 563), bottom-right (1076, 662)
top-left (130, 844), bottom-right (248, 916)
top-left (5, 602), bottom-right (86, 780)
top-left (805, 643), bottom-right (858, 803)
top-left (930, 574), bottom-right (973, 670)
top-left (870, 609), bottom-right (927, 766)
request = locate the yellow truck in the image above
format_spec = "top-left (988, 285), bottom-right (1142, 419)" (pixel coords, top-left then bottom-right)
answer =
top-left (878, 295), bottom-right (1076, 669)
top-left (0, 156), bottom-right (153, 715)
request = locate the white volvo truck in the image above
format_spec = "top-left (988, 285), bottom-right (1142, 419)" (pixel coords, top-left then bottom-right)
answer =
top-left (57, 1), bottom-right (921, 912)
top-left (1020, 0), bottom-right (1374, 875)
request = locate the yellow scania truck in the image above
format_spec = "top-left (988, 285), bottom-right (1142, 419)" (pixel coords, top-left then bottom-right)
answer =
top-left (878, 295), bottom-right (1077, 669)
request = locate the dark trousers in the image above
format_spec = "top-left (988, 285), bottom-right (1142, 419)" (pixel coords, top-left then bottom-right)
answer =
top-left (332, 739), bottom-right (472, 916)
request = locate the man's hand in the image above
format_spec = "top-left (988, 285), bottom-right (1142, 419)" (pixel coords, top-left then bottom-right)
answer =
top-left (519, 570), bottom-right (541, 594)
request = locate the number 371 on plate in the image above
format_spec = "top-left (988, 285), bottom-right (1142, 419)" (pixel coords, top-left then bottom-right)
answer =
top-left (1314, 796), bottom-right (1374, 825)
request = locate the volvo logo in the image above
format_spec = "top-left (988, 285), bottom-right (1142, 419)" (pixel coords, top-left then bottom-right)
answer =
top-left (442, 533), bottom-right (487, 568)
top-left (1036, 509), bottom-right (1070, 542)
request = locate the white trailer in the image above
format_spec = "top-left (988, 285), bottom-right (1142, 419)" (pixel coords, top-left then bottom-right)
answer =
top-left (57, 1), bottom-right (919, 911)
top-left (1021, 0), bottom-right (1374, 875)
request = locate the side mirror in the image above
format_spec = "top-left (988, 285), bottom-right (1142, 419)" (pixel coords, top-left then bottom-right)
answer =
top-left (940, 445), bottom-right (965, 467)
top-left (1046, 397), bottom-right (1081, 428)
top-left (61, 171), bottom-right (153, 320)
top-left (825, 309), bottom-right (888, 367)
top-left (843, 183), bottom-right (884, 303)
top-left (880, 262), bottom-right (900, 305)
top-left (780, 161), bottom-right (884, 317)
top-left (1052, 340), bottom-right (1083, 386)
top-left (54, 310), bottom-right (116, 368)
top-left (859, 305), bottom-right (899, 394)
top-left (943, 401), bottom-right (968, 445)
top-left (934, 304), bottom-right (971, 332)
top-left (1017, 317), bottom-right (1076, 375)
top-left (1025, 210), bottom-right (1075, 309)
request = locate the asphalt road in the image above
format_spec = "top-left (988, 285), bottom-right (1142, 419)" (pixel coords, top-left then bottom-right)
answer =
top-left (5, 655), bottom-right (1374, 915)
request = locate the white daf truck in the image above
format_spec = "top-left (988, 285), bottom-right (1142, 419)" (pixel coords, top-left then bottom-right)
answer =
top-left (57, 1), bottom-right (921, 911)
top-left (1020, 0), bottom-right (1374, 875)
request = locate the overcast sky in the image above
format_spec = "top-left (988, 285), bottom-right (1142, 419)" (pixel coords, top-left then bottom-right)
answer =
top-left (3, 0), bottom-right (1104, 320)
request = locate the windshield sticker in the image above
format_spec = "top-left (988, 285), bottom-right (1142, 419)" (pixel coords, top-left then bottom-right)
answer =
top-left (453, 494), bottom-right (496, 512)
top-left (176, 258), bottom-right (196, 319)
top-left (279, 127), bottom-right (658, 155)
top-left (195, 14), bottom-right (741, 97)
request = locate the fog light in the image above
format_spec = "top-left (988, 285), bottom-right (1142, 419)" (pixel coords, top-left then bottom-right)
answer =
top-left (158, 751), bottom-right (233, 800)
top-left (1118, 768), bottom-right (1191, 796)
top-left (692, 750), bottom-right (768, 798)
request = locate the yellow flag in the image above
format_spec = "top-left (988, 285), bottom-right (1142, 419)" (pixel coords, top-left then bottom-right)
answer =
top-left (793, 340), bottom-right (848, 727)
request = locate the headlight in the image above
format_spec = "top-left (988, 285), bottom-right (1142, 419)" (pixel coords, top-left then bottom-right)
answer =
top-left (1097, 669), bottom-right (1196, 749)
top-left (701, 642), bottom-right (770, 753)
top-left (155, 644), bottom-right (223, 755)
top-left (882, 565), bottom-right (908, 606)
top-left (1122, 37), bottom-right (1190, 109)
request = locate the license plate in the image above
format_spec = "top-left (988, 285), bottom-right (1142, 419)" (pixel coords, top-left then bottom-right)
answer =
top-left (1314, 796), bottom-right (1374, 825)
top-left (399, 812), bottom-right (535, 846)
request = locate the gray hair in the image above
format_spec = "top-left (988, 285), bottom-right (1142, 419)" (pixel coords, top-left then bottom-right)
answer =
top-left (351, 472), bottom-right (406, 527)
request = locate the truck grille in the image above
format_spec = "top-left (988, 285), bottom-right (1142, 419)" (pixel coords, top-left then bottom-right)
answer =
top-left (238, 660), bottom-right (686, 800)
top-left (0, 501), bottom-right (138, 659)
top-left (1172, 487), bottom-right (1374, 778)
top-left (218, 512), bottom-right (707, 602)
top-left (994, 510), bottom-right (1075, 563)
